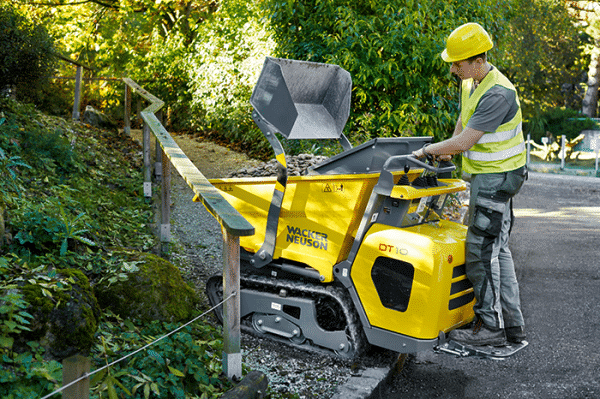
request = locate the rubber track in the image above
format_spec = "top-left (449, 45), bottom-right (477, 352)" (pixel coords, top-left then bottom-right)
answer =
top-left (207, 271), bottom-right (369, 359)
top-left (241, 273), bottom-right (369, 359)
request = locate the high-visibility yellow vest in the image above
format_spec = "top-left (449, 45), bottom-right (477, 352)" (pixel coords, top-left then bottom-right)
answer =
top-left (461, 67), bottom-right (526, 175)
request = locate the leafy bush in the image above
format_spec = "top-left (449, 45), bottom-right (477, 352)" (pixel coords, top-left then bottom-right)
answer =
top-left (19, 127), bottom-right (79, 175)
top-left (502, 0), bottom-right (586, 113)
top-left (11, 200), bottom-right (95, 256)
top-left (0, 257), bottom-right (63, 398)
top-left (0, 147), bottom-right (30, 207)
top-left (127, 31), bottom-right (196, 132)
top-left (0, 97), bottom-right (154, 259)
top-left (0, 4), bottom-right (56, 103)
top-left (0, 349), bottom-right (62, 399)
top-left (0, 101), bottom-right (79, 177)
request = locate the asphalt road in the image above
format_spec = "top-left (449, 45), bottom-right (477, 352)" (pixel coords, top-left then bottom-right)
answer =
top-left (379, 172), bottom-right (600, 399)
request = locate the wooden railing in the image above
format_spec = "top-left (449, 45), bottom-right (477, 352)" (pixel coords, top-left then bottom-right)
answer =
top-left (122, 77), bottom-right (254, 381)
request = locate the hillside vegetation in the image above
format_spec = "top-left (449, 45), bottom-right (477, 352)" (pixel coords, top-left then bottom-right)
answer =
top-left (0, 99), bottom-right (234, 398)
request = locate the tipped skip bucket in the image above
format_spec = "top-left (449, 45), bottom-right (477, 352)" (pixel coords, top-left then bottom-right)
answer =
top-left (250, 57), bottom-right (352, 140)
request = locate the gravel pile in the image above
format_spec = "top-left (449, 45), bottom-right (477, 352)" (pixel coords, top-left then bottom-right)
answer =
top-left (227, 154), bottom-right (329, 178)
top-left (227, 154), bottom-right (470, 224)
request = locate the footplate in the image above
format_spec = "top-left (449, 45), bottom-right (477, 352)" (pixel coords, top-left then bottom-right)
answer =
top-left (436, 340), bottom-right (529, 360)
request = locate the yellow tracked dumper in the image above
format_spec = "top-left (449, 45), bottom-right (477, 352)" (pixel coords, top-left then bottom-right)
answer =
top-left (205, 57), bottom-right (480, 358)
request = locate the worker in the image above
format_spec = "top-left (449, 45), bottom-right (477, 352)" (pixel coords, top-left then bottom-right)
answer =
top-left (412, 22), bottom-right (527, 347)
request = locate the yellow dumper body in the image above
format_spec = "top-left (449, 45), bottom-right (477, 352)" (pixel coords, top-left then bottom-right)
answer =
top-left (209, 169), bottom-right (474, 342)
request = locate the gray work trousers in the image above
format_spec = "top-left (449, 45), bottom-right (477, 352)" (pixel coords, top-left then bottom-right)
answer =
top-left (465, 167), bottom-right (527, 329)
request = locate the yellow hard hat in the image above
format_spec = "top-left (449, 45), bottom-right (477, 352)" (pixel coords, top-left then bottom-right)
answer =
top-left (441, 22), bottom-right (493, 63)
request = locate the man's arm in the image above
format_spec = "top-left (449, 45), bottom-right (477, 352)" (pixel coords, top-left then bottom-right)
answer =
top-left (452, 115), bottom-right (463, 137)
top-left (413, 119), bottom-right (485, 158)
top-left (414, 85), bottom-right (515, 159)
top-left (432, 116), bottom-right (466, 161)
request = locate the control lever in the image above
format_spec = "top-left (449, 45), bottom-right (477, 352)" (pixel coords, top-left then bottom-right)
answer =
top-left (396, 164), bottom-right (411, 186)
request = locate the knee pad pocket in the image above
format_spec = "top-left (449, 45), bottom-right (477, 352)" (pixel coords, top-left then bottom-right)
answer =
top-left (470, 194), bottom-right (506, 238)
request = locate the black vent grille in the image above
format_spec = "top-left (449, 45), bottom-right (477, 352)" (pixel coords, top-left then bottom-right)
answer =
top-left (449, 264), bottom-right (474, 310)
top-left (371, 257), bottom-right (414, 312)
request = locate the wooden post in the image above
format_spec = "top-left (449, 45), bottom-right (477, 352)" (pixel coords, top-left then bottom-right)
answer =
top-left (160, 148), bottom-right (171, 254)
top-left (136, 98), bottom-right (143, 128)
top-left (143, 122), bottom-right (152, 198)
top-left (155, 111), bottom-right (164, 180)
top-left (72, 66), bottom-right (83, 121)
top-left (124, 84), bottom-right (132, 135)
top-left (592, 137), bottom-right (600, 175)
top-left (62, 355), bottom-right (90, 399)
top-left (561, 135), bottom-right (566, 170)
top-left (222, 226), bottom-right (242, 380)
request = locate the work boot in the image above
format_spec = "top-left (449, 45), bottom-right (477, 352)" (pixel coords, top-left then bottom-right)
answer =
top-left (505, 326), bottom-right (526, 344)
top-left (448, 318), bottom-right (506, 346)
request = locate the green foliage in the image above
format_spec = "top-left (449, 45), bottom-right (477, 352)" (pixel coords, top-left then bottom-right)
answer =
top-left (501, 0), bottom-right (586, 114)
top-left (0, 292), bottom-right (32, 349)
top-left (185, 0), bottom-right (275, 158)
top-left (0, 147), bottom-right (31, 206)
top-left (0, 259), bottom-right (72, 397)
top-left (18, 128), bottom-right (80, 175)
top-left (264, 0), bottom-right (514, 144)
top-left (525, 107), bottom-right (597, 142)
top-left (0, 261), bottom-right (34, 350)
top-left (12, 0), bottom-right (595, 162)
top-left (11, 199), bottom-right (96, 257)
top-left (0, 97), bottom-right (155, 260)
top-left (0, 348), bottom-right (62, 399)
top-left (127, 31), bottom-right (195, 132)
top-left (92, 314), bottom-right (231, 398)
top-left (0, 103), bottom-right (80, 177)
top-left (0, 4), bottom-right (56, 103)
top-left (0, 93), bottom-right (234, 398)
top-left (15, 0), bottom-right (220, 127)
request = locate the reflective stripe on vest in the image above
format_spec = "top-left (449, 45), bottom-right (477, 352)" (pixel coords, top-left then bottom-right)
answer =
top-left (464, 141), bottom-right (526, 162)
top-left (476, 122), bottom-right (522, 144)
top-left (460, 66), bottom-right (526, 174)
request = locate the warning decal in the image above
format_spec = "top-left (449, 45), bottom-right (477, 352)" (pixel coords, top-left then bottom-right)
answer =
top-left (323, 183), bottom-right (344, 193)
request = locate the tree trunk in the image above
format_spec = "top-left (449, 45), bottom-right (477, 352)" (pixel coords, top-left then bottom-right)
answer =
top-left (582, 45), bottom-right (600, 117)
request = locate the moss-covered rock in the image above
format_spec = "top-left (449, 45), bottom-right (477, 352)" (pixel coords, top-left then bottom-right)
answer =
top-left (20, 268), bottom-right (101, 361)
top-left (94, 251), bottom-right (198, 323)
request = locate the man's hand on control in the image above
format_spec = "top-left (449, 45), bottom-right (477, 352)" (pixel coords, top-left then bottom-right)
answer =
top-left (412, 148), bottom-right (427, 158)
top-left (412, 147), bottom-right (453, 161)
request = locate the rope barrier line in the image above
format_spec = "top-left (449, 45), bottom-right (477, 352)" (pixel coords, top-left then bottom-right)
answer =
top-left (40, 291), bottom-right (236, 399)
